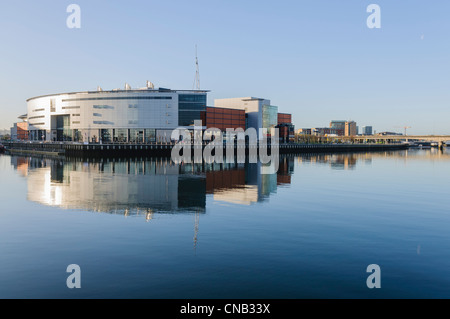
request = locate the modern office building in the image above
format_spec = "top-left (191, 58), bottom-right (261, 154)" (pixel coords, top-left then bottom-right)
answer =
top-left (313, 127), bottom-right (338, 136)
top-left (361, 126), bottom-right (373, 135)
top-left (330, 120), bottom-right (357, 136)
top-left (345, 121), bottom-right (357, 136)
top-left (26, 84), bottom-right (208, 142)
top-left (214, 97), bottom-right (279, 139)
top-left (330, 121), bottom-right (346, 136)
top-left (297, 128), bottom-right (312, 135)
top-left (296, 127), bottom-right (338, 136)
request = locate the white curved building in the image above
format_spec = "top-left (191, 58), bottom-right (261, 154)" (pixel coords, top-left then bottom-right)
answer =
top-left (26, 86), bottom-right (208, 142)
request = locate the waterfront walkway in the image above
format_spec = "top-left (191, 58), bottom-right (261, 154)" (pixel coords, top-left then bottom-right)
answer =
top-left (3, 141), bottom-right (409, 157)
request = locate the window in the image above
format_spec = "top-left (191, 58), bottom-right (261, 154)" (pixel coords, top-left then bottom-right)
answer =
top-left (62, 106), bottom-right (80, 110)
top-left (63, 96), bottom-right (172, 102)
top-left (29, 115), bottom-right (45, 120)
top-left (93, 105), bottom-right (114, 109)
top-left (93, 121), bottom-right (114, 125)
top-left (178, 94), bottom-right (206, 126)
top-left (93, 113), bottom-right (102, 117)
top-left (113, 129), bottom-right (128, 142)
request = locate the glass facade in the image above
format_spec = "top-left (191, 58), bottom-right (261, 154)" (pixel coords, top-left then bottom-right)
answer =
top-left (100, 129), bottom-right (112, 143)
top-left (178, 94), bottom-right (206, 127)
top-left (129, 129), bottom-right (144, 143)
top-left (113, 129), bottom-right (128, 142)
top-left (145, 129), bottom-right (156, 143)
top-left (262, 105), bottom-right (278, 130)
top-left (73, 129), bottom-right (82, 142)
top-left (29, 130), bottom-right (46, 141)
top-left (56, 115), bottom-right (72, 141)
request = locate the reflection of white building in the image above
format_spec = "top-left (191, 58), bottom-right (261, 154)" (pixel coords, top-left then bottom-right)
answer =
top-left (20, 157), bottom-right (290, 213)
top-left (213, 185), bottom-right (259, 205)
top-left (26, 160), bottom-right (204, 214)
top-left (211, 162), bottom-right (278, 205)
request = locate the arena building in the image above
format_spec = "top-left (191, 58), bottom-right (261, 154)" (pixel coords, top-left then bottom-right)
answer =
top-left (26, 84), bottom-right (208, 143)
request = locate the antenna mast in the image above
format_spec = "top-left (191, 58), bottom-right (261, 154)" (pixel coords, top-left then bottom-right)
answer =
top-left (193, 45), bottom-right (200, 90)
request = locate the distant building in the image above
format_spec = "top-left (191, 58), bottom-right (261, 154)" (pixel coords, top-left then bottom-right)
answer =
top-left (330, 120), bottom-right (346, 136)
top-left (10, 126), bottom-right (17, 141)
top-left (309, 127), bottom-right (336, 136)
top-left (345, 121), bottom-right (357, 136)
top-left (361, 126), bottom-right (373, 135)
top-left (297, 128), bottom-right (312, 135)
top-left (330, 120), bottom-right (357, 136)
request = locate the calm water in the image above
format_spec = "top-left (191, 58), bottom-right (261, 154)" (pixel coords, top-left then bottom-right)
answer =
top-left (0, 149), bottom-right (449, 299)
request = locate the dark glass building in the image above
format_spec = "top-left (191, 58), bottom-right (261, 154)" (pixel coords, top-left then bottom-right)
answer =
top-left (178, 94), bottom-right (207, 127)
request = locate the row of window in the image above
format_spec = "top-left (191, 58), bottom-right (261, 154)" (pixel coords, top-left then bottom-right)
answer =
top-left (93, 105), bottom-right (114, 109)
top-left (62, 96), bottom-right (173, 102)
top-left (29, 115), bottom-right (45, 120)
top-left (178, 94), bottom-right (207, 102)
top-left (207, 115), bottom-right (244, 119)
top-left (93, 121), bottom-right (114, 125)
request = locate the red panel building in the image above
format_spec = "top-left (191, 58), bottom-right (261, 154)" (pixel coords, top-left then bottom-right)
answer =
top-left (17, 122), bottom-right (28, 141)
top-left (203, 107), bottom-right (246, 131)
top-left (276, 113), bottom-right (294, 143)
top-left (277, 113), bottom-right (292, 125)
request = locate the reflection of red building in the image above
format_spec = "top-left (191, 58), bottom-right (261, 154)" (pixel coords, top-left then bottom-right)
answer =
top-left (276, 113), bottom-right (294, 143)
top-left (202, 107), bottom-right (246, 131)
top-left (206, 169), bottom-right (246, 193)
top-left (277, 157), bottom-right (293, 185)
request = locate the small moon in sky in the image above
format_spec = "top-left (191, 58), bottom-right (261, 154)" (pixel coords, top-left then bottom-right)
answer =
top-left (420, 34), bottom-right (425, 40)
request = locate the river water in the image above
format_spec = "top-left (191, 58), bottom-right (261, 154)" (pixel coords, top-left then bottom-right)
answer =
top-left (0, 149), bottom-right (449, 298)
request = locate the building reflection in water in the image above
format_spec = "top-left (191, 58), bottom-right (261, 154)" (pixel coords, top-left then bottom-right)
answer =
top-left (11, 156), bottom-right (295, 217)
top-left (10, 148), bottom-right (449, 217)
top-left (294, 148), bottom-right (450, 170)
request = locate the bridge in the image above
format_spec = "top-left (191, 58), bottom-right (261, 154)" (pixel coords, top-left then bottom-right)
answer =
top-left (327, 135), bottom-right (450, 149)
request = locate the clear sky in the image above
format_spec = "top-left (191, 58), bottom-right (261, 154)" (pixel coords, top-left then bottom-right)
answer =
top-left (0, 0), bottom-right (449, 134)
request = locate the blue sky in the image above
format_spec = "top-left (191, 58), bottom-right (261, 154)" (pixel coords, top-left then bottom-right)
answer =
top-left (0, 0), bottom-right (449, 134)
